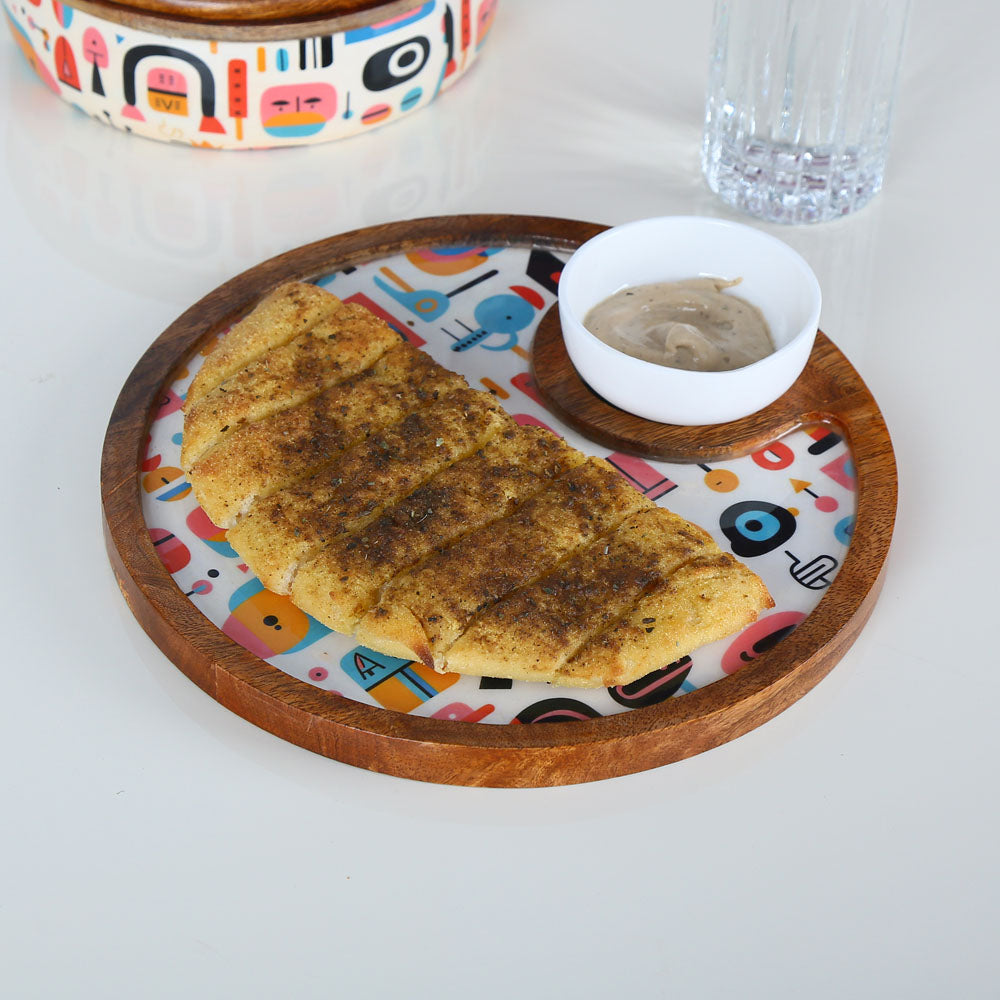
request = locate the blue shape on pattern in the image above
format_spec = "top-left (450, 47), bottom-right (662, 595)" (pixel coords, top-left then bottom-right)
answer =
top-left (451, 293), bottom-right (536, 352)
top-left (400, 86), bottom-right (422, 112)
top-left (341, 646), bottom-right (434, 700)
top-left (735, 510), bottom-right (784, 542)
top-left (834, 515), bottom-right (855, 546)
top-left (284, 618), bottom-right (333, 655)
top-left (345, 1), bottom-right (434, 43)
top-left (373, 273), bottom-right (450, 321)
top-left (435, 246), bottom-right (502, 259)
top-left (265, 121), bottom-right (327, 138)
top-left (157, 481), bottom-right (191, 502)
top-left (229, 577), bottom-right (265, 613)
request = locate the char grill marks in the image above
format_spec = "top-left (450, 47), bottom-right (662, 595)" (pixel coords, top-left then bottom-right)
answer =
top-left (188, 343), bottom-right (467, 528)
top-left (353, 457), bottom-right (652, 667)
top-left (290, 426), bottom-right (585, 634)
top-left (181, 299), bottom-right (399, 470)
top-left (185, 281), bottom-right (344, 409)
top-left (227, 388), bottom-right (512, 595)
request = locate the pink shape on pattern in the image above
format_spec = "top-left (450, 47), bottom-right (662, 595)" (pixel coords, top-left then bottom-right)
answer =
top-left (153, 388), bottom-right (184, 420)
top-left (820, 452), bottom-right (857, 491)
top-left (431, 702), bottom-right (495, 722)
top-left (222, 616), bottom-right (274, 660)
top-left (721, 611), bottom-right (807, 675)
top-left (510, 371), bottom-right (542, 404)
top-left (512, 412), bottom-right (556, 432)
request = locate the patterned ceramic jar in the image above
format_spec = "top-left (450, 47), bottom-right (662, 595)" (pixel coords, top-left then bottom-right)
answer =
top-left (3, 0), bottom-right (496, 148)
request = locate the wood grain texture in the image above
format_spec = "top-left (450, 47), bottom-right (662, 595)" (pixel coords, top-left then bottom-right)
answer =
top-left (70, 0), bottom-right (431, 40)
top-left (533, 316), bottom-right (870, 463)
top-left (100, 214), bottom-right (897, 787)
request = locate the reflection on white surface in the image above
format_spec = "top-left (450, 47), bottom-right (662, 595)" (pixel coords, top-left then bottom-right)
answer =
top-left (3, 54), bottom-right (488, 302)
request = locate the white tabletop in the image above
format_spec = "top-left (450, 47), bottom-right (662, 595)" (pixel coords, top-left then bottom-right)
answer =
top-left (3, 1), bottom-right (997, 996)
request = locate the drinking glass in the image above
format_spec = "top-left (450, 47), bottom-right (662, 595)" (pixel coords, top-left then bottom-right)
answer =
top-left (702, 0), bottom-right (911, 224)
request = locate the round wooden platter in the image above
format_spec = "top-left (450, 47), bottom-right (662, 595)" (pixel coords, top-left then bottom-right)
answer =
top-left (101, 214), bottom-right (898, 788)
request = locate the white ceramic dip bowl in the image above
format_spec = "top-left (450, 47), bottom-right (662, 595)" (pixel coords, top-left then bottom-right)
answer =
top-left (558, 216), bottom-right (822, 426)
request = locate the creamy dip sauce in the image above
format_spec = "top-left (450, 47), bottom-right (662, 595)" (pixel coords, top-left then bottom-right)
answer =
top-left (583, 277), bottom-right (774, 372)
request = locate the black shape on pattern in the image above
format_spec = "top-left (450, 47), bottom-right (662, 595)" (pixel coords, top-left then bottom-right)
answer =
top-left (785, 550), bottom-right (838, 590)
top-left (514, 698), bottom-right (602, 724)
top-left (807, 429), bottom-right (842, 456)
top-left (443, 6), bottom-right (455, 64)
top-left (607, 657), bottom-right (692, 707)
top-left (122, 45), bottom-right (216, 117)
top-left (362, 37), bottom-right (430, 91)
top-left (739, 624), bottom-right (799, 664)
top-left (299, 36), bottom-right (334, 70)
top-left (720, 499), bottom-right (797, 558)
top-left (479, 676), bottom-right (513, 690)
top-left (525, 248), bottom-right (563, 295)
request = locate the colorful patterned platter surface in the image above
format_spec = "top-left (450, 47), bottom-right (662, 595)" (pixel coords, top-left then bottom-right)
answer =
top-left (4, 0), bottom-right (494, 148)
top-left (102, 215), bottom-right (896, 785)
top-left (144, 248), bottom-right (854, 724)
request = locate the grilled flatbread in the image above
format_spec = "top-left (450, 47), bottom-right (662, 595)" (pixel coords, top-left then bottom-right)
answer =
top-left (443, 507), bottom-right (718, 681)
top-left (556, 553), bottom-right (773, 688)
top-left (227, 388), bottom-right (511, 594)
top-left (183, 282), bottom-right (774, 689)
top-left (353, 458), bottom-right (651, 667)
top-left (288, 425), bottom-right (584, 634)
top-left (186, 281), bottom-right (343, 409)
top-left (181, 302), bottom-right (399, 470)
top-left (189, 343), bottom-right (466, 528)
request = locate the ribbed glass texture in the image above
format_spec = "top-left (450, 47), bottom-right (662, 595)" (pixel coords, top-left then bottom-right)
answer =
top-left (702, 0), bottom-right (910, 224)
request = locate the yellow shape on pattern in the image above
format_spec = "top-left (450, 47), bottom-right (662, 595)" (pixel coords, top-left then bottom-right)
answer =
top-left (370, 661), bottom-right (460, 713)
top-left (149, 92), bottom-right (189, 116)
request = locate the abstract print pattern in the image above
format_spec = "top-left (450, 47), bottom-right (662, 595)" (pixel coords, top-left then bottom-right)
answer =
top-left (4, 0), bottom-right (496, 148)
top-left (142, 244), bottom-right (857, 725)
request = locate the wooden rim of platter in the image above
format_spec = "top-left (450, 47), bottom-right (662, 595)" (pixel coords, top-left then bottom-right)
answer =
top-left (68, 0), bottom-right (442, 40)
top-left (101, 214), bottom-right (898, 787)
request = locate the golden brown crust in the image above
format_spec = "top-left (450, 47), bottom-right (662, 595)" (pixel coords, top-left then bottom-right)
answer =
top-left (444, 507), bottom-right (719, 682)
top-left (188, 343), bottom-right (466, 528)
top-left (288, 426), bottom-right (585, 633)
top-left (181, 302), bottom-right (399, 470)
top-left (355, 458), bottom-right (652, 668)
top-left (185, 282), bottom-right (343, 410)
top-left (556, 554), bottom-right (775, 688)
top-left (228, 388), bottom-right (511, 594)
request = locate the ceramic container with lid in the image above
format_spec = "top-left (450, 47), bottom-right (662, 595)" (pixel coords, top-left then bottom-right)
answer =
top-left (4, 0), bottom-right (496, 148)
